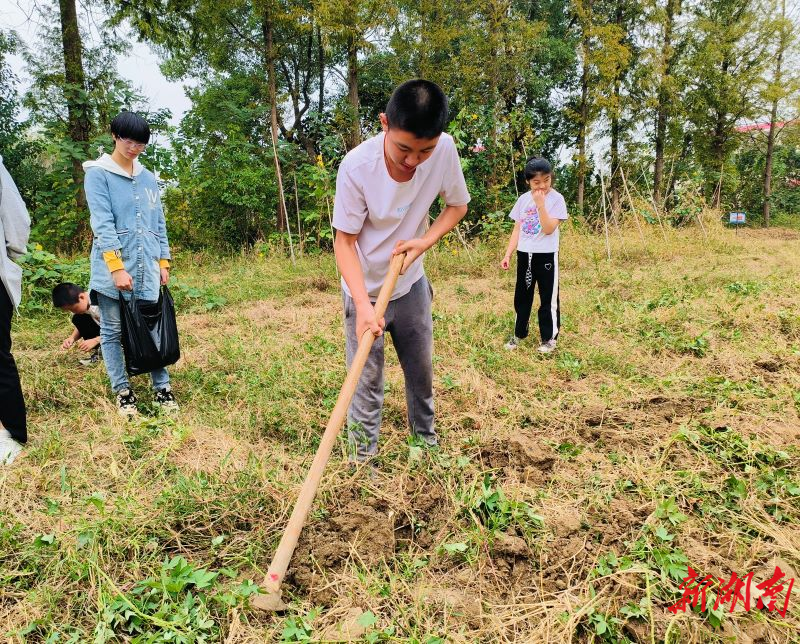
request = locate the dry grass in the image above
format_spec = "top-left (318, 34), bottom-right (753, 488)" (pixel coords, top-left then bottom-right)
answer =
top-left (1, 216), bottom-right (799, 642)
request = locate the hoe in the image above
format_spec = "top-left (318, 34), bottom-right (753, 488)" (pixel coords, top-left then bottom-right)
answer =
top-left (252, 253), bottom-right (405, 611)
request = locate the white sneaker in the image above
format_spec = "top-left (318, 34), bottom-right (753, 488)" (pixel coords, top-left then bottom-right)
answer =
top-left (116, 389), bottom-right (138, 417)
top-left (154, 386), bottom-right (179, 412)
top-left (504, 336), bottom-right (521, 350)
top-left (0, 428), bottom-right (23, 465)
top-left (78, 349), bottom-right (102, 367)
top-left (536, 339), bottom-right (557, 354)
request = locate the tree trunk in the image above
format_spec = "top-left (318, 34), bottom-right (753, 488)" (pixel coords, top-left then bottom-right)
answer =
top-left (488, 1), bottom-right (502, 208)
top-left (667, 131), bottom-right (691, 208)
top-left (609, 2), bottom-right (623, 215)
top-left (610, 82), bottom-right (621, 215)
top-left (317, 24), bottom-right (325, 115)
top-left (577, 35), bottom-right (589, 215)
top-left (710, 53), bottom-right (732, 209)
top-left (711, 110), bottom-right (726, 208)
top-left (346, 32), bottom-right (360, 149)
top-left (763, 0), bottom-right (786, 228)
top-left (58, 0), bottom-right (90, 216)
top-left (263, 9), bottom-right (285, 232)
top-left (653, 0), bottom-right (680, 209)
top-left (763, 103), bottom-right (778, 227)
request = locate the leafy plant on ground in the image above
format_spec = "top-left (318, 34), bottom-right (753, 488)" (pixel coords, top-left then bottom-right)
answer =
top-left (280, 608), bottom-right (318, 642)
top-left (93, 555), bottom-right (259, 643)
top-left (461, 474), bottom-right (543, 534)
top-left (170, 279), bottom-right (227, 311)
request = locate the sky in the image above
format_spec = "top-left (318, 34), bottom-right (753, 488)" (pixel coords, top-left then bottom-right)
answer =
top-left (1, 0), bottom-right (192, 126)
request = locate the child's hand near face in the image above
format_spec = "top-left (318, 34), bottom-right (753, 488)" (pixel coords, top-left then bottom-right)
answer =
top-left (532, 189), bottom-right (547, 208)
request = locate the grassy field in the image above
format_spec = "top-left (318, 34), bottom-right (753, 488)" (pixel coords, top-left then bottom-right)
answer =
top-left (1, 216), bottom-right (799, 642)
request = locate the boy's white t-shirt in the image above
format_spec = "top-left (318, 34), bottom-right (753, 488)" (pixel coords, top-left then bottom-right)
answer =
top-left (333, 132), bottom-right (470, 300)
top-left (88, 304), bottom-right (101, 325)
top-left (509, 189), bottom-right (569, 253)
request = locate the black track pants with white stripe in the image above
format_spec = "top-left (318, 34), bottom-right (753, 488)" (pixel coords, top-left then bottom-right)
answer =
top-left (513, 250), bottom-right (560, 343)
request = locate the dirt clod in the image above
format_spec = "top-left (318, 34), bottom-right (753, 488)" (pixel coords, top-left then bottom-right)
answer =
top-left (755, 357), bottom-right (782, 372)
top-left (493, 532), bottom-right (528, 558)
top-left (319, 607), bottom-right (369, 642)
top-left (415, 586), bottom-right (483, 627)
top-left (289, 501), bottom-right (395, 604)
top-left (539, 503), bottom-right (582, 538)
top-left (478, 434), bottom-right (555, 482)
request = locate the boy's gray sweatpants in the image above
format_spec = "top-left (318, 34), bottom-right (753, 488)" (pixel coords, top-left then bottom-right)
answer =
top-left (344, 275), bottom-right (437, 461)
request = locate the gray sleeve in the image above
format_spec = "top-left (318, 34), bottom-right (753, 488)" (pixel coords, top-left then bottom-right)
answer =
top-left (0, 159), bottom-right (32, 259)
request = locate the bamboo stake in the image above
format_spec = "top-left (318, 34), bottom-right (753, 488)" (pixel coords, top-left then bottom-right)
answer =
top-left (695, 205), bottom-right (708, 242)
top-left (325, 195), bottom-right (339, 279)
top-left (714, 162), bottom-right (724, 209)
top-left (633, 168), bottom-right (667, 241)
top-left (269, 127), bottom-right (295, 265)
top-left (638, 163), bottom-right (669, 240)
top-left (510, 141), bottom-right (518, 197)
top-left (293, 173), bottom-right (303, 257)
top-left (599, 172), bottom-right (612, 261)
top-left (619, 165), bottom-right (646, 245)
top-left (603, 172), bottom-right (626, 251)
top-left (663, 155), bottom-right (676, 208)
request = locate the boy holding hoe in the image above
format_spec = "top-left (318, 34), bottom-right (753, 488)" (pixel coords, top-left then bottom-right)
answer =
top-left (333, 79), bottom-right (470, 464)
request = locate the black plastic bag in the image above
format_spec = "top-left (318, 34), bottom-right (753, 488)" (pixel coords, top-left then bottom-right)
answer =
top-left (119, 286), bottom-right (180, 375)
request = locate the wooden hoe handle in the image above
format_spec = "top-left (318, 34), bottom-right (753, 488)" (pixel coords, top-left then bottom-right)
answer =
top-left (253, 252), bottom-right (406, 609)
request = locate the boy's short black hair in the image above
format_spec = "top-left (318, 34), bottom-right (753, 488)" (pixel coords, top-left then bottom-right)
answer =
top-left (385, 80), bottom-right (449, 139)
top-left (110, 111), bottom-right (150, 144)
top-left (52, 282), bottom-right (84, 308)
top-left (524, 157), bottom-right (554, 180)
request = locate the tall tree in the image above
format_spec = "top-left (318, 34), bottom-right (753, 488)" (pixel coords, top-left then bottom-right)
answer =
top-left (761, 0), bottom-right (799, 226)
top-left (58, 0), bottom-right (91, 212)
top-left (651, 0), bottom-right (683, 209)
top-left (685, 0), bottom-right (770, 207)
top-left (111, 0), bottom-right (322, 231)
top-left (571, 0), bottom-right (630, 215)
top-left (259, 1), bottom-right (289, 232)
top-left (574, 0), bottom-right (592, 215)
top-left (595, 0), bottom-right (636, 213)
top-left (315, 0), bottom-right (394, 149)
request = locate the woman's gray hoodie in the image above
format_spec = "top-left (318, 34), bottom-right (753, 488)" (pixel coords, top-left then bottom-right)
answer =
top-left (0, 155), bottom-right (31, 308)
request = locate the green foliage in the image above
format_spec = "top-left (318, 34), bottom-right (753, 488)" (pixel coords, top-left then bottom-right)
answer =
top-left (162, 74), bottom-right (283, 249)
top-left (7, 0), bottom-right (800, 252)
top-left (16, 244), bottom-right (90, 313)
top-left (461, 473), bottom-right (543, 534)
top-left (684, 0), bottom-right (772, 202)
top-left (582, 608), bottom-right (628, 643)
top-left (732, 120), bottom-right (800, 226)
top-left (0, 31), bottom-right (42, 208)
top-left (170, 280), bottom-right (227, 312)
top-left (94, 555), bottom-right (259, 643)
top-left (280, 609), bottom-right (318, 642)
top-left (725, 280), bottom-right (764, 296)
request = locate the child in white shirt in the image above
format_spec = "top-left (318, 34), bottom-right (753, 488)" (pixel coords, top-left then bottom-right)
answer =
top-left (333, 79), bottom-right (470, 462)
top-left (500, 158), bottom-right (569, 353)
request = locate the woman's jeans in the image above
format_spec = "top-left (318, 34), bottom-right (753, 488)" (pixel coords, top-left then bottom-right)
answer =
top-left (96, 292), bottom-right (170, 393)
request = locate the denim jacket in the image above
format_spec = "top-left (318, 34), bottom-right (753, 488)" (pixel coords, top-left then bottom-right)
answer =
top-left (84, 154), bottom-right (171, 302)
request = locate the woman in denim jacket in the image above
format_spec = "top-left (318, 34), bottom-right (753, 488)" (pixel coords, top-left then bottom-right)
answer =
top-left (84, 111), bottom-right (178, 416)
